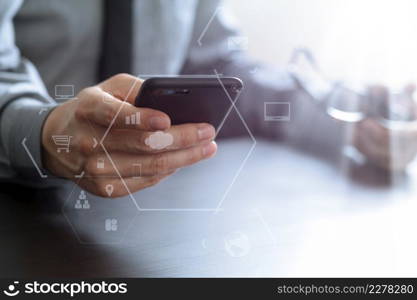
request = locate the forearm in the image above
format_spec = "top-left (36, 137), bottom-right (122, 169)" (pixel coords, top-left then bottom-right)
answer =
top-left (0, 0), bottom-right (62, 184)
top-left (1, 98), bottom-right (56, 179)
top-left (0, 60), bottom-right (57, 183)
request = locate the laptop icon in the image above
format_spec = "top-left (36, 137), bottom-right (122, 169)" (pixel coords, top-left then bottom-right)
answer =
top-left (55, 85), bottom-right (75, 100)
top-left (264, 102), bottom-right (291, 121)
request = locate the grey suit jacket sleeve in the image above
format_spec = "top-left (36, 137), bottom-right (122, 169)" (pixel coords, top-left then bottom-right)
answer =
top-left (182, 0), bottom-right (347, 162)
top-left (0, 0), bottom-right (57, 182)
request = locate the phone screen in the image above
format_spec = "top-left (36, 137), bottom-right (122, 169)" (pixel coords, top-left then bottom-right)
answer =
top-left (135, 77), bottom-right (243, 129)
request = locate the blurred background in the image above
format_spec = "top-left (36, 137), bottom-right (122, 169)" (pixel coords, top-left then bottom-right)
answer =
top-left (227, 0), bottom-right (417, 89)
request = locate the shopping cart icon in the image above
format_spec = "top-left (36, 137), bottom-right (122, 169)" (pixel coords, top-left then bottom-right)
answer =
top-left (52, 135), bottom-right (73, 153)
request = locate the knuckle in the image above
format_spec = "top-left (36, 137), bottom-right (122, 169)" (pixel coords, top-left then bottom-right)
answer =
top-left (190, 146), bottom-right (204, 163)
top-left (152, 153), bottom-right (169, 174)
top-left (145, 176), bottom-right (162, 188)
top-left (112, 73), bottom-right (131, 82)
top-left (79, 87), bottom-right (98, 103)
top-left (77, 87), bottom-right (91, 100)
top-left (132, 134), bottom-right (146, 152)
top-left (78, 137), bottom-right (94, 155)
top-left (84, 160), bottom-right (96, 176)
top-left (133, 139), bottom-right (145, 152)
top-left (177, 129), bottom-right (193, 148)
top-left (74, 105), bottom-right (85, 120)
top-left (93, 180), bottom-right (114, 198)
top-left (84, 158), bottom-right (105, 176)
top-left (74, 99), bottom-right (88, 120)
top-left (104, 106), bottom-right (116, 124)
top-left (74, 87), bottom-right (98, 120)
top-left (94, 182), bottom-right (108, 197)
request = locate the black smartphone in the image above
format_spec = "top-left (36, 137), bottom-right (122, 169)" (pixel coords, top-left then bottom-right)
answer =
top-left (134, 76), bottom-right (243, 129)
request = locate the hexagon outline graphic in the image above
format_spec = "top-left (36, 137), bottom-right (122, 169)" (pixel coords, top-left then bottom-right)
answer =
top-left (21, 107), bottom-right (55, 179)
top-left (62, 177), bottom-right (138, 245)
top-left (99, 71), bottom-right (256, 212)
top-left (197, 6), bottom-right (224, 47)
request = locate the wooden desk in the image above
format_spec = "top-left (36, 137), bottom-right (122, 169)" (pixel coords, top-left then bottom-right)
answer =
top-left (1, 139), bottom-right (417, 277)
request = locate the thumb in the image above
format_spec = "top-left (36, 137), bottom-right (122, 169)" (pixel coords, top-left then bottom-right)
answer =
top-left (98, 73), bottom-right (143, 105)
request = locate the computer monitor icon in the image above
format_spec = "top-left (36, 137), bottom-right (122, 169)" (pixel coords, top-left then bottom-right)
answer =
top-left (264, 102), bottom-right (291, 121)
top-left (55, 85), bottom-right (75, 100)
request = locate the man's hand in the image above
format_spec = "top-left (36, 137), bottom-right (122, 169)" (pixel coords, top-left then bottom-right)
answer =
top-left (353, 119), bottom-right (417, 171)
top-left (42, 74), bottom-right (217, 197)
top-left (353, 86), bottom-right (417, 171)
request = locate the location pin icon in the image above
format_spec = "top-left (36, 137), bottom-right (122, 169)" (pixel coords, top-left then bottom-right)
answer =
top-left (105, 184), bottom-right (114, 197)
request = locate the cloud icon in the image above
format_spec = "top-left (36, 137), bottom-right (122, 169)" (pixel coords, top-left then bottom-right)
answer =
top-left (145, 131), bottom-right (174, 150)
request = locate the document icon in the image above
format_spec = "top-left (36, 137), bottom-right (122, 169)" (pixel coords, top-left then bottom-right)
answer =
top-left (228, 36), bottom-right (249, 51)
top-left (132, 163), bottom-right (142, 179)
top-left (97, 158), bottom-right (105, 169)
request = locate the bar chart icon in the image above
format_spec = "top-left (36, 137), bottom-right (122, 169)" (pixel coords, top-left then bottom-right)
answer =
top-left (132, 163), bottom-right (142, 179)
top-left (125, 112), bottom-right (140, 125)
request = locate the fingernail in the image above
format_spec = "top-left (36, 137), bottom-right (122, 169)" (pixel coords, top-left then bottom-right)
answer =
top-left (150, 117), bottom-right (169, 130)
top-left (198, 125), bottom-right (215, 140)
top-left (202, 142), bottom-right (217, 157)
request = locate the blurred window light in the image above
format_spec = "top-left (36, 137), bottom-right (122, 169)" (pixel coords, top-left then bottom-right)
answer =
top-left (227, 0), bottom-right (417, 89)
top-left (317, 0), bottom-right (417, 89)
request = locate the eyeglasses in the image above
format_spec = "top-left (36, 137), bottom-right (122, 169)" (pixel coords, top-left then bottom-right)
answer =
top-left (288, 47), bottom-right (417, 130)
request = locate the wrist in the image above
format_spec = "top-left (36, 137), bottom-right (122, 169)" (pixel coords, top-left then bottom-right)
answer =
top-left (1, 98), bottom-right (57, 177)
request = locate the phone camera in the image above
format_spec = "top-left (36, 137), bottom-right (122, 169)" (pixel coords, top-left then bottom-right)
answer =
top-left (163, 89), bottom-right (176, 95)
top-left (231, 85), bottom-right (241, 93)
top-left (154, 89), bottom-right (190, 96)
top-left (153, 89), bottom-right (175, 96)
top-left (177, 89), bottom-right (190, 94)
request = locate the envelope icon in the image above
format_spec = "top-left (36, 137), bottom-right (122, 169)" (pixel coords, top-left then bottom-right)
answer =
top-left (228, 36), bottom-right (249, 51)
